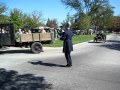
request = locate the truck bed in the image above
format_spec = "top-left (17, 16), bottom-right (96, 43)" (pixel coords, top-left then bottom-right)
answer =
top-left (16, 33), bottom-right (53, 42)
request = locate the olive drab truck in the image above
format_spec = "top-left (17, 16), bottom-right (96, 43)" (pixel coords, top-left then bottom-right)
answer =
top-left (0, 23), bottom-right (54, 54)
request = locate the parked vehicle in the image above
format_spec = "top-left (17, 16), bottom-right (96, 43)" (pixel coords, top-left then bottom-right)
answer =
top-left (72, 30), bottom-right (81, 35)
top-left (0, 23), bottom-right (54, 53)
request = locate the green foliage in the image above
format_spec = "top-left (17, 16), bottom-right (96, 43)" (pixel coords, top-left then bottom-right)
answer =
top-left (79, 13), bottom-right (91, 30)
top-left (22, 11), bottom-right (45, 29)
top-left (46, 18), bottom-right (58, 29)
top-left (89, 0), bottom-right (114, 30)
top-left (0, 2), bottom-right (8, 23)
top-left (112, 16), bottom-right (120, 31)
top-left (61, 0), bottom-right (114, 31)
top-left (30, 11), bottom-right (44, 28)
top-left (72, 35), bottom-right (95, 44)
top-left (0, 15), bottom-right (9, 23)
top-left (61, 0), bottom-right (81, 11)
top-left (43, 35), bottom-right (95, 47)
top-left (9, 8), bottom-right (23, 30)
top-left (9, 9), bottom-right (44, 30)
top-left (0, 2), bottom-right (7, 14)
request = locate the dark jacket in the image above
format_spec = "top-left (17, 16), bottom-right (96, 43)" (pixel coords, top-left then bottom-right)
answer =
top-left (61, 29), bottom-right (73, 53)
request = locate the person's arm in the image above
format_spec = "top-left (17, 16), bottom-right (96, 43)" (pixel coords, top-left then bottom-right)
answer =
top-left (60, 32), bottom-right (65, 41)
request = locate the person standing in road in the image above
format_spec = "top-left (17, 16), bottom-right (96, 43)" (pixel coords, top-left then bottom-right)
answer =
top-left (60, 23), bottom-right (74, 67)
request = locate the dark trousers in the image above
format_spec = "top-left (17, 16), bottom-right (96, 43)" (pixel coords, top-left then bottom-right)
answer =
top-left (65, 51), bottom-right (72, 65)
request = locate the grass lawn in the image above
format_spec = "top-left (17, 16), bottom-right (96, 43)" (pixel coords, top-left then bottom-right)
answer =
top-left (43, 35), bottom-right (95, 47)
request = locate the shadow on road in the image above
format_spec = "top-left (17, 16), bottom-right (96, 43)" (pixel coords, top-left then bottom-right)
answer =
top-left (100, 40), bottom-right (120, 51)
top-left (107, 40), bottom-right (120, 43)
top-left (29, 61), bottom-right (65, 67)
top-left (0, 68), bottom-right (52, 90)
top-left (0, 49), bottom-right (33, 54)
top-left (88, 41), bottom-right (102, 43)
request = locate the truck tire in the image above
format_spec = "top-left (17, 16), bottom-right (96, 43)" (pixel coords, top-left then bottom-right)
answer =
top-left (0, 45), bottom-right (2, 49)
top-left (31, 42), bottom-right (43, 54)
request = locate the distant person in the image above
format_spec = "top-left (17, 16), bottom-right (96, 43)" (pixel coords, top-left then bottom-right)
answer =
top-left (60, 23), bottom-right (74, 67)
top-left (28, 30), bottom-right (31, 34)
top-left (41, 27), bottom-right (46, 33)
top-left (1, 29), bottom-right (5, 33)
top-left (18, 29), bottom-right (22, 34)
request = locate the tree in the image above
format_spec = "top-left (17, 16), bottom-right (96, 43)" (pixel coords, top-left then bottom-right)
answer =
top-left (30, 11), bottom-right (45, 28)
top-left (9, 9), bottom-right (44, 30)
top-left (0, 2), bottom-right (7, 15)
top-left (22, 11), bottom-right (45, 30)
top-left (46, 18), bottom-right (58, 29)
top-left (61, 13), bottom-right (75, 29)
top-left (97, 7), bottom-right (113, 30)
top-left (89, 0), bottom-right (114, 30)
top-left (9, 8), bottom-right (23, 30)
top-left (0, 2), bottom-right (8, 23)
top-left (112, 16), bottom-right (120, 32)
top-left (61, 0), bottom-right (114, 31)
top-left (79, 13), bottom-right (91, 31)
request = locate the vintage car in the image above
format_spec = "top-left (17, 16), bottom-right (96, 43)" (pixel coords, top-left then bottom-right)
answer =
top-left (94, 33), bottom-right (106, 43)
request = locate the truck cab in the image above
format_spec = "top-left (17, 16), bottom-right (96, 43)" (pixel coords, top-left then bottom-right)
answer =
top-left (0, 23), bottom-right (15, 46)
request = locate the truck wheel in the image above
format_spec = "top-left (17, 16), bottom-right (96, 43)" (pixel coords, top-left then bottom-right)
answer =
top-left (31, 42), bottom-right (43, 54)
top-left (0, 45), bottom-right (2, 49)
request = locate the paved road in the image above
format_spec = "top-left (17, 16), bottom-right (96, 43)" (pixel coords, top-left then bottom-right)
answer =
top-left (0, 34), bottom-right (120, 90)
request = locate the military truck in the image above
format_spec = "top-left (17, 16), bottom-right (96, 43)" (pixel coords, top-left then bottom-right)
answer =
top-left (0, 23), bottom-right (54, 53)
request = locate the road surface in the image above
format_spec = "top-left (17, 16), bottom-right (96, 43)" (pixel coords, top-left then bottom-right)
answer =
top-left (0, 34), bottom-right (120, 90)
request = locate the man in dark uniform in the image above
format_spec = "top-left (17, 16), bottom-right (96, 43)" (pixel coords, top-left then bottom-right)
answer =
top-left (60, 23), bottom-right (74, 67)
